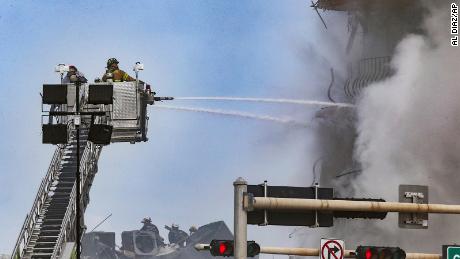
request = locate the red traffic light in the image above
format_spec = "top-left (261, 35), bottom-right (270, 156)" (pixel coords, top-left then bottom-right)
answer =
top-left (209, 240), bottom-right (260, 257)
top-left (356, 246), bottom-right (406, 259)
top-left (210, 240), bottom-right (234, 257)
top-left (365, 247), bottom-right (374, 259)
top-left (219, 242), bottom-right (230, 254)
top-left (358, 246), bottom-right (378, 259)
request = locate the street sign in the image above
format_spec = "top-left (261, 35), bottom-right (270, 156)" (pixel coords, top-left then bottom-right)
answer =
top-left (399, 185), bottom-right (428, 229)
top-left (321, 239), bottom-right (344, 259)
top-left (443, 245), bottom-right (460, 259)
top-left (448, 247), bottom-right (460, 259)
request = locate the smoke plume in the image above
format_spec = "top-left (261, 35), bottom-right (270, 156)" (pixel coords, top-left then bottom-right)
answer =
top-left (296, 2), bottom-right (460, 254)
top-left (356, 2), bottom-right (460, 213)
top-left (352, 2), bottom-right (460, 251)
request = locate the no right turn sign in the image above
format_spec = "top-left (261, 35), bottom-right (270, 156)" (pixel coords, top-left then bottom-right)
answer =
top-left (321, 239), bottom-right (345, 259)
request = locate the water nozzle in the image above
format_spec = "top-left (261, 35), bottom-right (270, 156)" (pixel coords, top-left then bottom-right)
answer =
top-left (154, 96), bottom-right (174, 101)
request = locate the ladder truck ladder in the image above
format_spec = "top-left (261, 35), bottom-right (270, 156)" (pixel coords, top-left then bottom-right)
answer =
top-left (13, 129), bottom-right (102, 259)
top-left (12, 80), bottom-right (172, 259)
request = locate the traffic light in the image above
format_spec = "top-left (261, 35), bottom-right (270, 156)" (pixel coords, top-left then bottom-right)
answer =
top-left (247, 241), bottom-right (261, 257)
top-left (209, 240), bottom-right (261, 257)
top-left (355, 246), bottom-right (406, 259)
top-left (210, 240), bottom-right (233, 257)
top-left (247, 185), bottom-right (334, 227)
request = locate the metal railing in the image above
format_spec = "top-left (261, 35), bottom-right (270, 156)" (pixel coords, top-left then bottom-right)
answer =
top-left (80, 142), bottom-right (102, 210)
top-left (51, 183), bottom-right (76, 259)
top-left (50, 86), bottom-right (103, 258)
top-left (11, 146), bottom-right (65, 258)
top-left (50, 99), bottom-right (103, 258)
top-left (50, 142), bottom-right (102, 259)
top-left (344, 56), bottom-right (393, 99)
top-left (14, 82), bottom-right (145, 258)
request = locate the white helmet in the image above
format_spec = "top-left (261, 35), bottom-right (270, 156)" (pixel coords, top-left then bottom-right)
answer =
top-left (141, 217), bottom-right (152, 224)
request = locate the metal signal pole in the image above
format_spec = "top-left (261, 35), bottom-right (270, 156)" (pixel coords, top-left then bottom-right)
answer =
top-left (234, 177), bottom-right (248, 259)
top-left (195, 244), bottom-right (441, 259)
top-left (245, 197), bottom-right (460, 214)
top-left (75, 80), bottom-right (81, 259)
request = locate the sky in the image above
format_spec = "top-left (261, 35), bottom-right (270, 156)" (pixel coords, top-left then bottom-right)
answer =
top-left (0, 0), bottom-right (349, 257)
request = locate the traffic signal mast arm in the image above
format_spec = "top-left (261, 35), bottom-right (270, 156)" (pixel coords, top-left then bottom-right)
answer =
top-left (195, 244), bottom-right (441, 259)
top-left (244, 196), bottom-right (460, 214)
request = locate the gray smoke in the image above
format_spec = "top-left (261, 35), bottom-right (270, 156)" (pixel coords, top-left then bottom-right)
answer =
top-left (352, 2), bottom-right (460, 252)
top-left (296, 2), bottom-right (460, 255)
top-left (356, 12), bottom-right (460, 198)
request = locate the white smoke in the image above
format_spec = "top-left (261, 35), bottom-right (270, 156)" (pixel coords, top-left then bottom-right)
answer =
top-left (356, 2), bottom-right (460, 205)
top-left (352, 2), bottom-right (460, 251)
top-left (295, 3), bottom-right (460, 254)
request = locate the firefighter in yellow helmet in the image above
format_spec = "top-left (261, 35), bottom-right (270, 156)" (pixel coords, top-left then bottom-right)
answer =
top-left (102, 58), bottom-right (136, 82)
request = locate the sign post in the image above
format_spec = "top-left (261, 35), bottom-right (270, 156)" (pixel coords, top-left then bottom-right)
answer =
top-left (399, 185), bottom-right (428, 229)
top-left (234, 177), bottom-right (248, 259)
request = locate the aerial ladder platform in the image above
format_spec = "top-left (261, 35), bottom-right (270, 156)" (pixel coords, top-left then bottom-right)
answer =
top-left (11, 65), bottom-right (173, 259)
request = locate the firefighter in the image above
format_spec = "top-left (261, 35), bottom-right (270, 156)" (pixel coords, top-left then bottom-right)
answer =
top-left (167, 224), bottom-right (189, 247)
top-left (102, 58), bottom-right (136, 82)
top-left (63, 65), bottom-right (88, 84)
top-left (185, 225), bottom-right (198, 245)
top-left (189, 225), bottom-right (198, 236)
top-left (140, 217), bottom-right (165, 247)
top-left (141, 217), bottom-right (159, 234)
